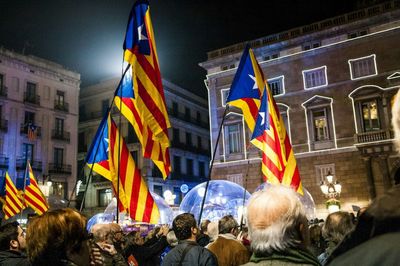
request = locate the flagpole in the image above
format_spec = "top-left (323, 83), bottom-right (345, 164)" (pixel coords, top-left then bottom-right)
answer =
top-left (239, 160), bottom-right (250, 231)
top-left (19, 160), bottom-right (29, 221)
top-left (197, 105), bottom-right (229, 225)
top-left (72, 65), bottom-right (131, 212)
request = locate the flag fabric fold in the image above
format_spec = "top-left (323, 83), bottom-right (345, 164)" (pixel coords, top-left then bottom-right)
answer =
top-left (226, 45), bottom-right (264, 132)
top-left (251, 86), bottom-right (303, 194)
top-left (114, 67), bottom-right (170, 178)
top-left (27, 123), bottom-right (37, 141)
top-left (86, 113), bottom-right (160, 223)
top-left (122, 0), bottom-right (171, 179)
top-left (24, 161), bottom-right (49, 215)
top-left (3, 172), bottom-right (24, 220)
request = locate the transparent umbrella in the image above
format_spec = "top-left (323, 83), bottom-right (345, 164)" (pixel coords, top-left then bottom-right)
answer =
top-left (179, 180), bottom-right (251, 222)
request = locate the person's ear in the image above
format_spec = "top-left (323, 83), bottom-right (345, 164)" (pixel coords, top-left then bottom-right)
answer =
top-left (191, 227), bottom-right (198, 235)
top-left (10, 239), bottom-right (19, 249)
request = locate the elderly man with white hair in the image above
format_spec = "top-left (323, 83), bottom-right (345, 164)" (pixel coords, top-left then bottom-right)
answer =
top-left (242, 185), bottom-right (320, 266)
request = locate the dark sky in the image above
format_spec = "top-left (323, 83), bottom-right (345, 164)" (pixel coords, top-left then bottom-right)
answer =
top-left (0, 0), bottom-right (357, 97)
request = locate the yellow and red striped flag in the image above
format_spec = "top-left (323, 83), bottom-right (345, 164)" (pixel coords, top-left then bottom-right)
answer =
top-left (114, 68), bottom-right (170, 178)
top-left (3, 172), bottom-right (24, 220)
top-left (86, 114), bottom-right (160, 223)
top-left (122, 0), bottom-right (171, 179)
top-left (251, 85), bottom-right (303, 194)
top-left (24, 161), bottom-right (49, 215)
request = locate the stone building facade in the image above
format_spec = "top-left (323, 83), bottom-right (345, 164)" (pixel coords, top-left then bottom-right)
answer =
top-left (78, 78), bottom-right (210, 216)
top-left (200, 0), bottom-right (400, 218)
top-left (0, 47), bottom-right (80, 203)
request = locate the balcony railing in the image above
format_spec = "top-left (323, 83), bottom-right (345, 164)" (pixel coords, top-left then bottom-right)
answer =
top-left (355, 129), bottom-right (394, 144)
top-left (48, 163), bottom-right (72, 174)
top-left (54, 100), bottom-right (69, 112)
top-left (167, 108), bottom-right (209, 129)
top-left (20, 124), bottom-right (42, 138)
top-left (0, 119), bottom-right (8, 132)
top-left (0, 86), bottom-right (7, 98)
top-left (24, 92), bottom-right (40, 105)
top-left (51, 130), bottom-right (70, 142)
top-left (0, 156), bottom-right (9, 169)
top-left (79, 108), bottom-right (119, 122)
top-left (16, 158), bottom-right (42, 171)
top-left (170, 172), bottom-right (208, 182)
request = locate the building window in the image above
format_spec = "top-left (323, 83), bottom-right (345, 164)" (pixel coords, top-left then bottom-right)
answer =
top-left (101, 99), bottom-right (109, 115)
top-left (186, 159), bottom-right (193, 176)
top-left (172, 101), bottom-right (178, 115)
top-left (302, 96), bottom-right (335, 151)
top-left (196, 111), bottom-right (201, 123)
top-left (267, 76), bottom-right (284, 96)
top-left (174, 187), bottom-right (181, 205)
top-left (302, 66), bottom-right (328, 89)
top-left (26, 82), bottom-right (36, 98)
top-left (98, 188), bottom-right (113, 207)
top-left (186, 132), bottom-right (192, 146)
top-left (303, 41), bottom-right (321, 50)
top-left (361, 100), bottom-right (380, 132)
top-left (221, 88), bottom-right (230, 107)
top-left (22, 143), bottom-right (34, 163)
top-left (173, 128), bottom-right (180, 144)
top-left (226, 124), bottom-right (242, 154)
top-left (348, 29), bottom-right (368, 39)
top-left (199, 161), bottom-right (205, 177)
top-left (184, 107), bottom-right (190, 120)
top-left (197, 136), bottom-right (202, 149)
top-left (55, 118), bottom-right (64, 135)
top-left (315, 164), bottom-right (335, 185)
top-left (130, 150), bottom-right (138, 163)
top-left (24, 111), bottom-right (35, 125)
top-left (56, 90), bottom-right (65, 105)
top-left (313, 109), bottom-right (330, 141)
top-left (153, 185), bottom-right (163, 197)
top-left (52, 182), bottom-right (66, 199)
top-left (349, 55), bottom-right (377, 80)
top-left (127, 126), bottom-right (138, 143)
top-left (0, 74), bottom-right (3, 90)
top-left (173, 156), bottom-right (181, 174)
top-left (54, 148), bottom-right (63, 167)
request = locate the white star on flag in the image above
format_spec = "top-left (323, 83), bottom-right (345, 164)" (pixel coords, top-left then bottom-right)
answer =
top-left (259, 112), bottom-right (266, 126)
top-left (248, 74), bottom-right (258, 90)
top-left (104, 138), bottom-right (109, 152)
top-left (137, 24), bottom-right (148, 41)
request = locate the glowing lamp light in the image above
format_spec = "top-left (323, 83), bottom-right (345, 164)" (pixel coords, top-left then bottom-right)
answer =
top-left (197, 187), bottom-right (206, 197)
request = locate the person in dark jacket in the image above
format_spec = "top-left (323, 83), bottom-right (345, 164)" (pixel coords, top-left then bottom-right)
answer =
top-left (123, 225), bottom-right (169, 266)
top-left (0, 221), bottom-right (29, 266)
top-left (162, 213), bottom-right (218, 266)
top-left (196, 219), bottom-right (210, 247)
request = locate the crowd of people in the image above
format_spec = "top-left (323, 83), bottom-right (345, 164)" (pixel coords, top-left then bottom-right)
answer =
top-left (0, 93), bottom-right (398, 266)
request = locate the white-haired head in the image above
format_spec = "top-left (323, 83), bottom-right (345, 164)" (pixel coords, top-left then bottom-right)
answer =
top-left (246, 185), bottom-right (308, 255)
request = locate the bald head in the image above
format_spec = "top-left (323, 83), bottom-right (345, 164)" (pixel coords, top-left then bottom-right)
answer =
top-left (247, 185), bottom-right (308, 254)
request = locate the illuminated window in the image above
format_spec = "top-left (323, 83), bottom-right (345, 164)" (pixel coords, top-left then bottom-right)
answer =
top-left (98, 188), bottom-right (113, 207)
top-left (361, 100), bottom-right (380, 132)
top-left (303, 66), bottom-right (327, 89)
top-left (313, 109), bottom-right (330, 141)
top-left (226, 124), bottom-right (242, 154)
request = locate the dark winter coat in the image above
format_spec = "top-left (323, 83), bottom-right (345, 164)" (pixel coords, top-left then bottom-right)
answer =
top-left (0, 250), bottom-right (30, 266)
top-left (162, 240), bottom-right (218, 266)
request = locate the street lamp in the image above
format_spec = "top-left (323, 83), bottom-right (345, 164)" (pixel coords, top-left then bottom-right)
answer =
top-left (320, 171), bottom-right (342, 213)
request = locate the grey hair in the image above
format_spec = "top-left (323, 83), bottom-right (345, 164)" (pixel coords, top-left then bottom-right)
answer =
top-left (392, 90), bottom-right (400, 152)
top-left (207, 221), bottom-right (219, 242)
top-left (247, 185), bottom-right (308, 255)
top-left (166, 230), bottom-right (178, 247)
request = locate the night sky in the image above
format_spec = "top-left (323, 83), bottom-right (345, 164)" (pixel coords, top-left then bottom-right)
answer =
top-left (0, 0), bottom-right (357, 98)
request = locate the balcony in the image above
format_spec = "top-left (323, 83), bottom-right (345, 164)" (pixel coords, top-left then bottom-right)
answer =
top-left (170, 172), bottom-right (208, 182)
top-left (167, 108), bottom-right (209, 129)
top-left (0, 119), bottom-right (8, 132)
top-left (54, 100), bottom-right (69, 112)
top-left (0, 86), bottom-right (7, 98)
top-left (51, 130), bottom-right (70, 142)
top-left (48, 163), bottom-right (72, 174)
top-left (20, 124), bottom-right (42, 138)
top-left (354, 129), bottom-right (394, 144)
top-left (0, 156), bottom-right (9, 169)
top-left (16, 158), bottom-right (42, 171)
top-left (24, 92), bottom-right (40, 105)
